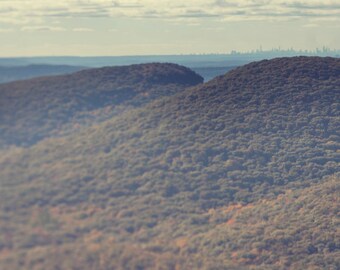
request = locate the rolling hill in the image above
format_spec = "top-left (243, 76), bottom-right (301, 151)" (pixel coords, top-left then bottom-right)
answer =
top-left (0, 57), bottom-right (339, 269)
top-left (0, 63), bottom-right (234, 84)
top-left (0, 63), bottom-right (203, 147)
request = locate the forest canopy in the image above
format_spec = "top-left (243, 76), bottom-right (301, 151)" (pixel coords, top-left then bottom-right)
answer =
top-left (0, 57), bottom-right (339, 269)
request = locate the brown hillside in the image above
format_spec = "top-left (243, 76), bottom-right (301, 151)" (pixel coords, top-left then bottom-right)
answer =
top-left (0, 63), bottom-right (203, 147)
top-left (0, 57), bottom-right (339, 269)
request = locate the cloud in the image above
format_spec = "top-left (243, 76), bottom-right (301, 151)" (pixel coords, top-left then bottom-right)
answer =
top-left (282, 2), bottom-right (340, 10)
top-left (0, 0), bottom-right (339, 25)
top-left (21, 26), bottom-right (66, 32)
top-left (112, 1), bottom-right (143, 8)
top-left (178, 9), bottom-right (220, 18)
top-left (213, 0), bottom-right (239, 8)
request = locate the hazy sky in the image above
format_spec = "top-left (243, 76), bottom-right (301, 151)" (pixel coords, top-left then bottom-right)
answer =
top-left (0, 0), bottom-right (339, 56)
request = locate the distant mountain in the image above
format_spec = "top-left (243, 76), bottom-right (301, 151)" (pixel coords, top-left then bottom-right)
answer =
top-left (0, 57), bottom-right (339, 269)
top-left (0, 64), bottom-right (233, 84)
top-left (0, 63), bottom-right (203, 147)
top-left (0, 64), bottom-right (86, 84)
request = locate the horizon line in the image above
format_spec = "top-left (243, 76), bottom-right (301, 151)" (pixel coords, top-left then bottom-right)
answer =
top-left (1, 49), bottom-right (340, 59)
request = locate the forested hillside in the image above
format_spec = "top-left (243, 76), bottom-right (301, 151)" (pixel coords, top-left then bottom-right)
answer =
top-left (0, 57), bottom-right (339, 269)
top-left (0, 63), bottom-right (203, 147)
top-left (1, 176), bottom-right (337, 269)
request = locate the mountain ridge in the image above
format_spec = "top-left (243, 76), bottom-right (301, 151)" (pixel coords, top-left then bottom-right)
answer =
top-left (0, 56), bottom-right (339, 269)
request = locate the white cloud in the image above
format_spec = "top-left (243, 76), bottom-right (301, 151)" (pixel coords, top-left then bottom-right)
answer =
top-left (0, 0), bottom-right (339, 25)
top-left (21, 26), bottom-right (66, 32)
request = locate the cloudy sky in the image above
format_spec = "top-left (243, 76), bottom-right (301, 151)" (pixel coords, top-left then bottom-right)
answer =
top-left (0, 0), bottom-right (339, 56)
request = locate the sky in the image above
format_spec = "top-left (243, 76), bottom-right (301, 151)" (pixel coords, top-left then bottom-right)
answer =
top-left (0, 0), bottom-right (339, 56)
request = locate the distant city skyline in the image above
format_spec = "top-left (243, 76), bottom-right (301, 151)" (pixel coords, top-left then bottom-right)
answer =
top-left (0, 0), bottom-right (339, 57)
top-left (229, 46), bottom-right (340, 55)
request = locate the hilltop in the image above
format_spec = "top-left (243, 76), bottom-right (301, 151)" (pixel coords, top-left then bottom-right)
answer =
top-left (0, 57), bottom-right (339, 269)
top-left (0, 63), bottom-right (203, 147)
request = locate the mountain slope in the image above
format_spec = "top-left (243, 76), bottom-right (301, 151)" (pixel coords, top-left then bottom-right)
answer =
top-left (0, 63), bottom-right (203, 147)
top-left (0, 57), bottom-right (339, 269)
top-left (1, 176), bottom-right (337, 269)
top-left (188, 175), bottom-right (339, 269)
top-left (2, 57), bottom-right (337, 203)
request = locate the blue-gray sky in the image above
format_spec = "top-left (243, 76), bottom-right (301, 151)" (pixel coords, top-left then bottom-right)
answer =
top-left (0, 0), bottom-right (339, 56)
